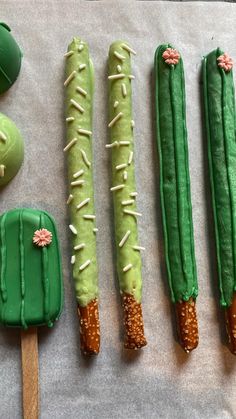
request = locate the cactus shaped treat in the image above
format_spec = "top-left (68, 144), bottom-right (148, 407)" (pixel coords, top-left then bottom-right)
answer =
top-left (108, 41), bottom-right (147, 350)
top-left (203, 49), bottom-right (236, 354)
top-left (154, 45), bottom-right (199, 352)
top-left (0, 208), bottom-right (63, 419)
top-left (0, 22), bottom-right (22, 94)
top-left (64, 38), bottom-right (100, 355)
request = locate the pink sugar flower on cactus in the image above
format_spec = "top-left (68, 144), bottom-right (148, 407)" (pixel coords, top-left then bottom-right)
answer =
top-left (33, 228), bottom-right (52, 247)
top-left (217, 53), bottom-right (233, 72)
top-left (162, 48), bottom-right (180, 65)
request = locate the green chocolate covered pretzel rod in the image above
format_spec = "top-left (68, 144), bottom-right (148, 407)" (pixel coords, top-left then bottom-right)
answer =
top-left (203, 49), bottom-right (236, 354)
top-left (154, 44), bottom-right (199, 352)
top-left (64, 38), bottom-right (100, 355)
top-left (108, 41), bottom-right (147, 350)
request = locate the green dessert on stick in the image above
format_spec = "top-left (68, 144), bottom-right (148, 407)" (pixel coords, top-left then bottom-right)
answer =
top-left (0, 22), bottom-right (22, 94)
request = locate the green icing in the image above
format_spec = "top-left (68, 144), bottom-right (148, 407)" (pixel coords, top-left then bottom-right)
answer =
top-left (0, 22), bottom-right (22, 94)
top-left (0, 112), bottom-right (24, 187)
top-left (65, 38), bottom-right (99, 307)
top-left (203, 48), bottom-right (236, 308)
top-left (154, 44), bottom-right (198, 303)
top-left (108, 41), bottom-right (143, 303)
top-left (0, 209), bottom-right (63, 328)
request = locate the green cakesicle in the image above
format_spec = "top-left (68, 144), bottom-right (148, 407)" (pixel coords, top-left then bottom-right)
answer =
top-left (154, 44), bottom-right (198, 352)
top-left (64, 38), bottom-right (100, 355)
top-left (0, 22), bottom-right (22, 94)
top-left (108, 41), bottom-right (146, 349)
top-left (203, 48), bottom-right (236, 354)
top-left (0, 112), bottom-right (24, 187)
top-left (0, 208), bottom-right (63, 328)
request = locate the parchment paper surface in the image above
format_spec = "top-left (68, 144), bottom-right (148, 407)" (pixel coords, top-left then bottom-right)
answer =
top-left (0, 1), bottom-right (236, 418)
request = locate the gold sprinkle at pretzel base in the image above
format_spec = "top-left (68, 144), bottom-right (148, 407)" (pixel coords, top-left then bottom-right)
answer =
top-left (78, 298), bottom-right (100, 355)
top-left (122, 293), bottom-right (147, 350)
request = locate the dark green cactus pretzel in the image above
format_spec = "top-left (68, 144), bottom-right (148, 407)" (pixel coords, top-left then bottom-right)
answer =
top-left (203, 48), bottom-right (236, 354)
top-left (154, 44), bottom-right (199, 352)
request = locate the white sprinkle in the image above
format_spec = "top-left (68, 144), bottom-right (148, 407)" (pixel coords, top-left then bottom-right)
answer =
top-left (121, 199), bottom-right (134, 206)
top-left (81, 149), bottom-right (91, 167)
top-left (108, 112), bottom-right (123, 128)
top-left (66, 117), bottom-right (75, 123)
top-left (0, 131), bottom-right (7, 142)
top-left (108, 73), bottom-right (125, 80)
top-left (79, 64), bottom-right (86, 71)
top-left (74, 243), bottom-right (85, 251)
top-left (71, 179), bottom-right (85, 186)
top-left (114, 100), bottom-right (119, 109)
top-left (121, 83), bottom-right (127, 97)
top-left (122, 43), bottom-right (137, 55)
top-left (119, 230), bottom-right (131, 247)
top-left (117, 65), bottom-right (122, 73)
top-left (64, 50), bottom-right (74, 58)
top-left (78, 128), bottom-right (92, 137)
top-left (130, 192), bottom-right (138, 197)
top-left (79, 259), bottom-right (91, 271)
top-left (69, 224), bottom-right (77, 235)
top-left (124, 209), bottom-right (142, 217)
top-left (64, 70), bottom-right (76, 87)
top-left (93, 228), bottom-right (98, 233)
top-left (133, 245), bottom-right (145, 251)
top-left (105, 141), bottom-right (119, 148)
top-left (129, 75), bottom-right (135, 80)
top-left (76, 86), bottom-right (87, 96)
top-left (128, 151), bottom-right (133, 165)
top-left (70, 98), bottom-right (85, 113)
top-left (73, 169), bottom-right (84, 179)
top-left (71, 255), bottom-right (76, 264)
top-left (66, 194), bottom-right (73, 205)
top-left (0, 165), bottom-right (5, 177)
top-left (63, 138), bottom-right (78, 152)
top-left (123, 171), bottom-right (128, 181)
top-left (131, 120), bottom-right (135, 128)
top-left (78, 44), bottom-right (84, 52)
top-left (110, 184), bottom-right (125, 192)
top-left (119, 141), bottom-right (130, 146)
top-left (76, 198), bottom-right (90, 210)
top-left (114, 51), bottom-right (126, 61)
top-left (123, 263), bottom-right (133, 272)
top-left (83, 215), bottom-right (96, 220)
top-left (116, 163), bottom-right (127, 171)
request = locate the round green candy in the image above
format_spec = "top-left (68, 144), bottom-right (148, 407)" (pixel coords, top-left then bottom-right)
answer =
top-left (0, 22), bottom-right (23, 94)
top-left (0, 112), bottom-right (24, 187)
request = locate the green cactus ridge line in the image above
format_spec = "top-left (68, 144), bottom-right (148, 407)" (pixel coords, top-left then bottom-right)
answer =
top-left (154, 44), bottom-right (198, 303)
top-left (203, 48), bottom-right (236, 308)
top-left (65, 38), bottom-right (99, 307)
top-left (108, 40), bottom-right (143, 304)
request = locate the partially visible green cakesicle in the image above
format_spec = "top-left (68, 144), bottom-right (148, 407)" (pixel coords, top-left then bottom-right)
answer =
top-left (154, 44), bottom-right (198, 303)
top-left (0, 112), bottom-right (24, 187)
top-left (0, 22), bottom-right (23, 94)
top-left (203, 49), bottom-right (236, 308)
top-left (0, 209), bottom-right (63, 328)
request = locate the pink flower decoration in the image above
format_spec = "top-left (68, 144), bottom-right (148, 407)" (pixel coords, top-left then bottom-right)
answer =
top-left (217, 53), bottom-right (233, 72)
top-left (162, 48), bottom-right (180, 65)
top-left (33, 228), bottom-right (52, 247)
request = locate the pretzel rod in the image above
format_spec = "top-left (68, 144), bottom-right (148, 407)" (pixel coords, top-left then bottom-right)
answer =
top-left (154, 44), bottom-right (199, 352)
top-left (203, 49), bottom-right (236, 354)
top-left (108, 41), bottom-right (147, 350)
top-left (64, 38), bottom-right (100, 355)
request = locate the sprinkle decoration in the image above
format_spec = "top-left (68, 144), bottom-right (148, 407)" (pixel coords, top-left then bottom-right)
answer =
top-left (217, 53), bottom-right (233, 72)
top-left (33, 228), bottom-right (52, 247)
top-left (162, 48), bottom-right (180, 65)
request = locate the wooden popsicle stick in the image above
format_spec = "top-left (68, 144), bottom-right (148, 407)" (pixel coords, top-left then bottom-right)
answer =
top-left (21, 327), bottom-right (39, 419)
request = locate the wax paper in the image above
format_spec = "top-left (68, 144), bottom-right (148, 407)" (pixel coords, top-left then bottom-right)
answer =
top-left (0, 1), bottom-right (236, 418)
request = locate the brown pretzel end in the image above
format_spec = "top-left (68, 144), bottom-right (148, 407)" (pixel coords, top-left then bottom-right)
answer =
top-left (78, 298), bottom-right (100, 355)
top-left (175, 297), bottom-right (199, 353)
top-left (225, 292), bottom-right (236, 355)
top-left (122, 293), bottom-right (147, 350)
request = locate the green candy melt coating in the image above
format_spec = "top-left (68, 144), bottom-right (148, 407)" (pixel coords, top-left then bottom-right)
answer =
top-left (65, 38), bottom-right (99, 307)
top-left (154, 44), bottom-right (198, 303)
top-left (0, 112), bottom-right (24, 187)
top-left (108, 41), bottom-right (143, 303)
top-left (0, 209), bottom-right (63, 328)
top-left (203, 48), bottom-right (236, 308)
top-left (0, 22), bottom-right (22, 94)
